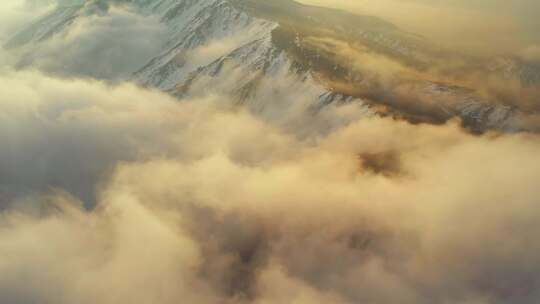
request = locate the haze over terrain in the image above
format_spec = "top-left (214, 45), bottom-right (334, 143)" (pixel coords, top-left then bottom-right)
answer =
top-left (301, 0), bottom-right (540, 57)
top-left (0, 1), bottom-right (539, 303)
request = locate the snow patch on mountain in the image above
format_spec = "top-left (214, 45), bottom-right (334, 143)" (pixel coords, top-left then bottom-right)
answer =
top-left (5, 0), bottom-right (532, 132)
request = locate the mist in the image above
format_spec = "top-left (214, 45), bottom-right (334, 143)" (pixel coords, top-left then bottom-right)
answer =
top-left (1, 0), bottom-right (169, 80)
top-left (300, 0), bottom-right (540, 57)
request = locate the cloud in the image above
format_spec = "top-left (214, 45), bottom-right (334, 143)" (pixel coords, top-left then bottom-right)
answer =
top-left (0, 69), bottom-right (368, 205)
top-left (10, 5), bottom-right (168, 80)
top-left (0, 0), bottom-right (55, 71)
top-left (0, 2), bottom-right (539, 302)
top-left (299, 35), bottom-right (540, 129)
top-left (0, 70), bottom-right (188, 205)
top-left (0, 69), bottom-right (540, 303)
top-left (0, 0), bottom-right (54, 41)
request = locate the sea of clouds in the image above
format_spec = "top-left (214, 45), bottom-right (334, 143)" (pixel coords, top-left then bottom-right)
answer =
top-left (1, 1), bottom-right (540, 303)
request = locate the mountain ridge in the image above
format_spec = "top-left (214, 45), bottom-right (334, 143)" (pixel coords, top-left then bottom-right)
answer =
top-left (5, 0), bottom-right (539, 132)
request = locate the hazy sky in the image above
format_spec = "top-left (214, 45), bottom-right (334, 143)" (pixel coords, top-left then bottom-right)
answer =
top-left (300, 0), bottom-right (540, 55)
top-left (2, 0), bottom-right (539, 55)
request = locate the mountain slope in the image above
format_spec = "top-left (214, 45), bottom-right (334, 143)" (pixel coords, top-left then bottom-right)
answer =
top-left (5, 0), bottom-right (539, 132)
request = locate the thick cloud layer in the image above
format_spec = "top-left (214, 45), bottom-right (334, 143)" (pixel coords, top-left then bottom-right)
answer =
top-left (1, 70), bottom-right (540, 303)
top-left (0, 70), bottom-right (368, 205)
top-left (1, 1), bottom-right (540, 303)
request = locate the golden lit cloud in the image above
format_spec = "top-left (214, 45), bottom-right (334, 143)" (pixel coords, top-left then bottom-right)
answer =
top-left (0, 70), bottom-right (540, 303)
top-left (0, 1), bottom-right (539, 303)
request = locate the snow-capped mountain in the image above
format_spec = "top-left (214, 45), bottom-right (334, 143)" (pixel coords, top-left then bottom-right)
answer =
top-left (5, 0), bottom-right (538, 132)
